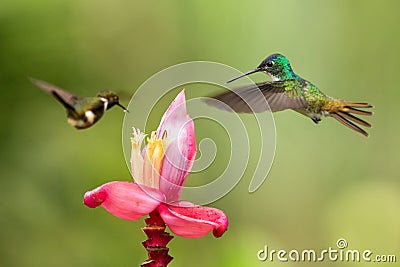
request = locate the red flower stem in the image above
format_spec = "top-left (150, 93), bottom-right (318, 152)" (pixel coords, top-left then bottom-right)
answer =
top-left (141, 210), bottom-right (173, 267)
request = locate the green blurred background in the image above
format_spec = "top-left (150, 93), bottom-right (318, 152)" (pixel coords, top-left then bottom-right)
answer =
top-left (1, 0), bottom-right (399, 266)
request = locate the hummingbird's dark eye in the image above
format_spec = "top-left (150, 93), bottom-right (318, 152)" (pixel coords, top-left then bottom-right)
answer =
top-left (266, 61), bottom-right (274, 68)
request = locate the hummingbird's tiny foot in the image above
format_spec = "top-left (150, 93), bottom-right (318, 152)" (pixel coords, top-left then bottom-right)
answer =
top-left (312, 118), bottom-right (321, 124)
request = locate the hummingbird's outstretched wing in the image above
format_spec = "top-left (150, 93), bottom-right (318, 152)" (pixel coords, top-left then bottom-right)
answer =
top-left (29, 77), bottom-right (80, 111)
top-left (205, 80), bottom-right (308, 113)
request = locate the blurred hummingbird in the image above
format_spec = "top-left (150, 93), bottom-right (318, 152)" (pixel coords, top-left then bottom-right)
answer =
top-left (29, 77), bottom-right (128, 129)
top-left (209, 53), bottom-right (373, 136)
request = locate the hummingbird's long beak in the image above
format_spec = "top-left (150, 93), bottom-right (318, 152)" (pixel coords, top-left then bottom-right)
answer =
top-left (117, 103), bottom-right (129, 113)
top-left (227, 68), bottom-right (262, 83)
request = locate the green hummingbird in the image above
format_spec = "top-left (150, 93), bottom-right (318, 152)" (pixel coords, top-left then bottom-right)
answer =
top-left (30, 77), bottom-right (128, 129)
top-left (209, 53), bottom-right (373, 136)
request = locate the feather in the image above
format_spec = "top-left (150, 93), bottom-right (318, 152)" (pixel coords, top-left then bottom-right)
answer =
top-left (331, 113), bottom-right (369, 137)
top-left (29, 77), bottom-right (79, 110)
top-left (342, 107), bottom-right (372, 116)
top-left (205, 81), bottom-right (308, 113)
top-left (336, 111), bottom-right (371, 128)
top-left (344, 102), bottom-right (373, 108)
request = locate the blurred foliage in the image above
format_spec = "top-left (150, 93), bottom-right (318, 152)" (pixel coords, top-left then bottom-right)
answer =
top-left (1, 0), bottom-right (399, 266)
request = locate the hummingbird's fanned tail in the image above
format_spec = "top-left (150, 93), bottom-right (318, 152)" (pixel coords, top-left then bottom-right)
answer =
top-left (327, 101), bottom-right (373, 137)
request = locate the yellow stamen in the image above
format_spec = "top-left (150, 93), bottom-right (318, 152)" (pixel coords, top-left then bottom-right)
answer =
top-left (143, 131), bottom-right (166, 188)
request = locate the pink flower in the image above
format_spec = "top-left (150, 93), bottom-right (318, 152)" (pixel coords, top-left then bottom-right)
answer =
top-left (84, 90), bottom-right (228, 238)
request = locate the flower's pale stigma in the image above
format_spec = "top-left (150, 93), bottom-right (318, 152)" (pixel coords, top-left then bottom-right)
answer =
top-left (131, 128), bottom-right (146, 185)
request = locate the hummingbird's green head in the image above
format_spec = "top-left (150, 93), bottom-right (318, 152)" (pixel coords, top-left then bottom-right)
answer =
top-left (257, 54), bottom-right (295, 81)
top-left (97, 90), bottom-right (129, 112)
top-left (227, 53), bottom-right (296, 83)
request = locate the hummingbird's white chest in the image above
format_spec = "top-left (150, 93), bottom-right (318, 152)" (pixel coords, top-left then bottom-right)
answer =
top-left (99, 97), bottom-right (108, 111)
top-left (67, 110), bottom-right (97, 128)
top-left (68, 100), bottom-right (108, 128)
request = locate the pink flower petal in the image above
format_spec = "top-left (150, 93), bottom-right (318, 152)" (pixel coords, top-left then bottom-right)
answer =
top-left (84, 181), bottom-right (164, 220)
top-left (159, 118), bottom-right (196, 202)
top-left (157, 90), bottom-right (188, 139)
top-left (156, 90), bottom-right (197, 202)
top-left (157, 202), bottom-right (228, 238)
